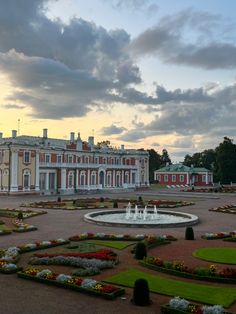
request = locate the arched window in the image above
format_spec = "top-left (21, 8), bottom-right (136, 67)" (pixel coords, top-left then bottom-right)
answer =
top-left (80, 171), bottom-right (86, 186)
top-left (23, 169), bottom-right (31, 191)
top-left (91, 171), bottom-right (96, 185)
top-left (68, 171), bottom-right (74, 188)
top-left (107, 171), bottom-right (111, 186)
top-left (125, 172), bottom-right (129, 184)
top-left (116, 172), bottom-right (121, 187)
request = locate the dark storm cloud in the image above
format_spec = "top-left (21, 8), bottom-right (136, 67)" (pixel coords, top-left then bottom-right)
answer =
top-left (118, 82), bottom-right (236, 143)
top-left (0, 0), bottom-right (144, 118)
top-left (130, 9), bottom-right (236, 69)
top-left (100, 124), bottom-right (127, 135)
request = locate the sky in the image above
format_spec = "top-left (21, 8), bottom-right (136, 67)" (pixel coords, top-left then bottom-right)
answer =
top-left (1, 0), bottom-right (236, 162)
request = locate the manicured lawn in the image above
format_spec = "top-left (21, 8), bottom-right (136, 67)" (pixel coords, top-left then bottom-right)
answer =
top-left (0, 223), bottom-right (11, 233)
top-left (104, 268), bottom-right (236, 307)
top-left (193, 247), bottom-right (236, 264)
top-left (87, 240), bottom-right (136, 250)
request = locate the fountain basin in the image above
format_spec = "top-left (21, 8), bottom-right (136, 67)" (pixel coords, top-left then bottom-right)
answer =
top-left (84, 209), bottom-right (199, 228)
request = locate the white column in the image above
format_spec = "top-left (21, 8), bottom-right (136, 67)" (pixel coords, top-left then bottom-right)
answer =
top-left (45, 172), bottom-right (49, 191)
top-left (10, 150), bottom-right (18, 192)
top-left (60, 168), bottom-right (67, 191)
top-left (205, 172), bottom-right (209, 184)
top-left (87, 169), bottom-right (90, 190)
top-left (113, 170), bottom-right (115, 187)
top-left (76, 169), bottom-right (79, 189)
top-left (35, 151), bottom-right (40, 191)
top-left (121, 170), bottom-right (124, 187)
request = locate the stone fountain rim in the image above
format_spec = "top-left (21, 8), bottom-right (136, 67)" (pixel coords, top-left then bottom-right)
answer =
top-left (84, 209), bottom-right (199, 228)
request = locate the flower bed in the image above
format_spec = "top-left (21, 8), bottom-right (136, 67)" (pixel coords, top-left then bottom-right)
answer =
top-left (0, 247), bottom-right (21, 273)
top-left (30, 249), bottom-right (118, 270)
top-left (0, 208), bottom-right (47, 219)
top-left (201, 231), bottom-right (236, 240)
top-left (161, 297), bottom-right (233, 314)
top-left (12, 219), bottom-right (37, 233)
top-left (141, 257), bottom-right (236, 284)
top-left (148, 199), bottom-right (194, 208)
top-left (17, 238), bottom-right (70, 253)
top-left (18, 268), bottom-right (125, 300)
top-left (209, 205), bottom-right (236, 214)
top-left (33, 249), bottom-right (117, 261)
top-left (69, 232), bottom-right (176, 242)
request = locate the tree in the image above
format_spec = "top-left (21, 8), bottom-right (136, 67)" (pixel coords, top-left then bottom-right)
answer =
top-left (160, 149), bottom-right (171, 167)
top-left (147, 149), bottom-right (162, 183)
top-left (214, 137), bottom-right (236, 183)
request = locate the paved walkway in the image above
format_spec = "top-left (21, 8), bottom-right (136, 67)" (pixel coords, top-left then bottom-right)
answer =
top-left (0, 190), bottom-right (236, 313)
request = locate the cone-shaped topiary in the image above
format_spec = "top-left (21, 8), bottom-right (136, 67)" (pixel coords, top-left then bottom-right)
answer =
top-left (185, 226), bottom-right (194, 240)
top-left (135, 242), bottom-right (147, 260)
top-left (113, 200), bottom-right (118, 208)
top-left (132, 278), bottom-right (151, 306)
top-left (17, 212), bottom-right (23, 220)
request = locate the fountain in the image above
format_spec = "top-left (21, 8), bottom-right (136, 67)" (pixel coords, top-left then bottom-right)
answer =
top-left (84, 203), bottom-right (199, 228)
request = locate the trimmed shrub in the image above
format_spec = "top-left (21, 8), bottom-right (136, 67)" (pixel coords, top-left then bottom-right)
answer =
top-left (185, 227), bottom-right (194, 240)
top-left (138, 196), bottom-right (143, 202)
top-left (132, 278), bottom-right (150, 306)
top-left (57, 197), bottom-right (61, 202)
top-left (17, 212), bottom-right (23, 220)
top-left (113, 201), bottom-right (118, 208)
top-left (100, 197), bottom-right (105, 202)
top-left (135, 242), bottom-right (147, 260)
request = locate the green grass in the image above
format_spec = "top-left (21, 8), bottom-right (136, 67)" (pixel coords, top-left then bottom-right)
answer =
top-left (104, 269), bottom-right (236, 307)
top-left (193, 247), bottom-right (236, 264)
top-left (87, 240), bottom-right (136, 250)
top-left (0, 223), bottom-right (12, 233)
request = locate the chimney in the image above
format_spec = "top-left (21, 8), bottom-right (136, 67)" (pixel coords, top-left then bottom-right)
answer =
top-left (43, 128), bottom-right (48, 138)
top-left (88, 136), bottom-right (94, 146)
top-left (0, 132), bottom-right (3, 139)
top-left (76, 132), bottom-right (82, 151)
top-left (121, 144), bottom-right (125, 150)
top-left (70, 132), bottom-right (75, 142)
top-left (12, 130), bottom-right (17, 138)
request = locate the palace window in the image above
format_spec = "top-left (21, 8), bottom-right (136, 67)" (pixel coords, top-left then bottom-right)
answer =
top-left (24, 151), bottom-right (30, 163)
top-left (45, 154), bottom-right (51, 163)
top-left (57, 155), bottom-right (62, 163)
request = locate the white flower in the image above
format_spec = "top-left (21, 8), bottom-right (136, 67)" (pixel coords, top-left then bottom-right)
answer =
top-left (81, 278), bottom-right (97, 289)
top-left (56, 274), bottom-right (72, 283)
top-left (2, 263), bottom-right (17, 271)
top-left (36, 269), bottom-right (52, 278)
top-left (202, 304), bottom-right (224, 314)
top-left (169, 297), bottom-right (189, 310)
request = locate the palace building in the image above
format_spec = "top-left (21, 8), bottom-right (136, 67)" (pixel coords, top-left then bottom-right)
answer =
top-left (154, 163), bottom-right (213, 187)
top-left (0, 129), bottom-right (149, 194)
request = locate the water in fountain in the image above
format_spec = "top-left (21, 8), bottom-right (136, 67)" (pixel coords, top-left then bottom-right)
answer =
top-left (125, 204), bottom-right (160, 221)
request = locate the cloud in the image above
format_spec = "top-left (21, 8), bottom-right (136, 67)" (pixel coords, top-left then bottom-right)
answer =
top-left (118, 81), bottom-right (236, 143)
top-left (100, 124), bottom-right (127, 135)
top-left (130, 9), bottom-right (236, 70)
top-left (2, 104), bottom-right (26, 109)
top-left (0, 0), bottom-right (149, 119)
top-left (109, 0), bottom-right (158, 14)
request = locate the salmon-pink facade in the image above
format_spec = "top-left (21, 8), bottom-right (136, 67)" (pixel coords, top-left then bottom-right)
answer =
top-left (0, 129), bottom-right (149, 194)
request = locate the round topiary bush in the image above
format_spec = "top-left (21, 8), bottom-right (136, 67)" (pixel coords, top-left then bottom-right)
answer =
top-left (132, 278), bottom-right (151, 306)
top-left (100, 197), bottom-right (105, 202)
top-left (135, 242), bottom-right (147, 260)
top-left (185, 226), bottom-right (195, 240)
